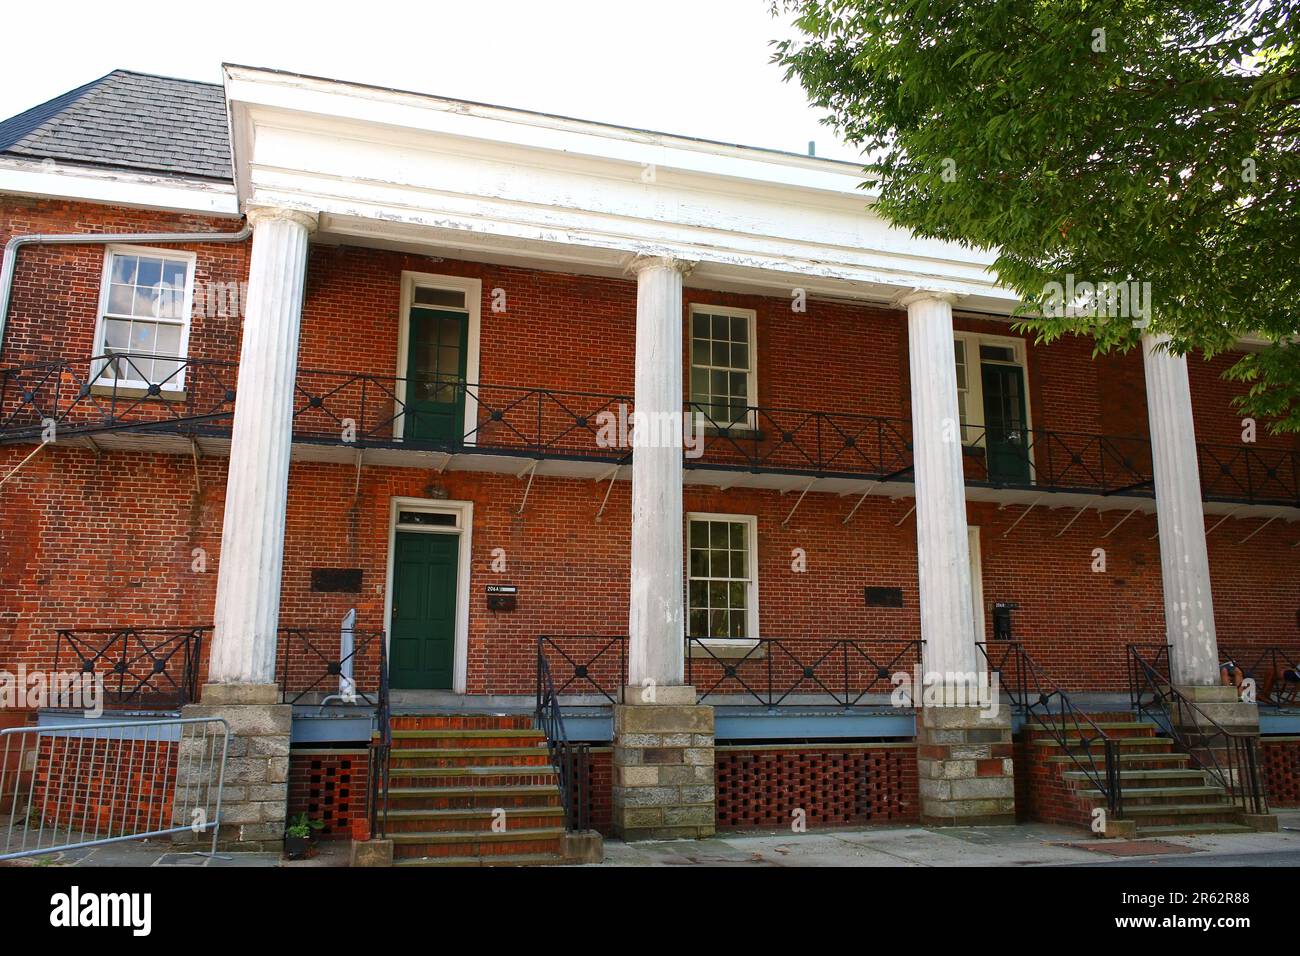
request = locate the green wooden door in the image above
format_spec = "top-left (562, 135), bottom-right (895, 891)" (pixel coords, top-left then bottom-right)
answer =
top-left (981, 362), bottom-right (1031, 484)
top-left (403, 306), bottom-right (468, 442)
top-left (389, 531), bottom-right (459, 690)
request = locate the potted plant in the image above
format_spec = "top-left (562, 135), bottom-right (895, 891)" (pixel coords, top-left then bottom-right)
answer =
top-left (284, 812), bottom-right (324, 860)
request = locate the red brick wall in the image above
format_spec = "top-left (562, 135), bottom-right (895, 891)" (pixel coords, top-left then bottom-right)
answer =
top-left (32, 733), bottom-right (177, 836)
top-left (714, 743), bottom-right (918, 829)
top-left (1261, 737), bottom-right (1300, 808)
top-left (287, 748), bottom-right (370, 839)
top-left (2, 197), bottom-right (1298, 694)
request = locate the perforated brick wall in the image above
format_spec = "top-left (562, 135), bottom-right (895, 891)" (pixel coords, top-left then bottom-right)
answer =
top-left (713, 743), bottom-right (918, 830)
top-left (1261, 736), bottom-right (1300, 808)
top-left (287, 748), bottom-right (369, 839)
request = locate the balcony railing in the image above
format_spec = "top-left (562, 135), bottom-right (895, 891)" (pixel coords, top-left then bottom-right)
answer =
top-left (52, 627), bottom-right (208, 710)
top-left (3, 355), bottom-right (1297, 507)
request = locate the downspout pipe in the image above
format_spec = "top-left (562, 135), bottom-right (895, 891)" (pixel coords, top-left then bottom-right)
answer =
top-left (0, 222), bottom-right (252, 361)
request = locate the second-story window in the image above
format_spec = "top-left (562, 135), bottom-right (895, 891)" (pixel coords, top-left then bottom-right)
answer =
top-left (95, 247), bottom-right (195, 390)
top-left (689, 305), bottom-right (756, 428)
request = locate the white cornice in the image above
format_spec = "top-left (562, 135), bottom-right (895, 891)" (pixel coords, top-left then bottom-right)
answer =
top-left (0, 157), bottom-right (239, 217)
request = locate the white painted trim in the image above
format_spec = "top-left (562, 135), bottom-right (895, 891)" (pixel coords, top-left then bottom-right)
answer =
top-left (954, 331), bottom-right (1037, 479)
top-left (394, 271), bottom-right (482, 445)
top-left (384, 495), bottom-right (474, 694)
top-left (968, 525), bottom-right (985, 642)
top-left (91, 244), bottom-right (197, 392)
top-left (685, 511), bottom-right (760, 641)
top-left (687, 302), bottom-right (759, 429)
top-left (0, 157), bottom-right (238, 216)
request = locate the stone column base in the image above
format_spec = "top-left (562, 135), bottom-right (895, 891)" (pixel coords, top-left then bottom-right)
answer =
top-left (612, 687), bottom-right (715, 840)
top-left (172, 682), bottom-right (291, 852)
top-left (1168, 685), bottom-right (1259, 735)
top-left (916, 704), bottom-right (1015, 826)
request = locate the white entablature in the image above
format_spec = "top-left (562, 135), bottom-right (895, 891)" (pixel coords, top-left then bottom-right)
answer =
top-left (223, 64), bottom-right (1018, 311)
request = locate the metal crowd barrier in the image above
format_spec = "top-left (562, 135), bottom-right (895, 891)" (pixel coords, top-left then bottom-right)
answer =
top-left (0, 716), bottom-right (229, 861)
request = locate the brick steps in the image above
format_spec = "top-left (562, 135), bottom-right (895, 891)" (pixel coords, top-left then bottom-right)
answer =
top-left (1025, 712), bottom-right (1258, 837)
top-left (377, 714), bottom-right (570, 867)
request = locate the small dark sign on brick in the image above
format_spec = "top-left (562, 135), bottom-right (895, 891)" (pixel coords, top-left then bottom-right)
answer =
top-left (865, 586), bottom-right (904, 608)
top-left (310, 568), bottom-right (363, 593)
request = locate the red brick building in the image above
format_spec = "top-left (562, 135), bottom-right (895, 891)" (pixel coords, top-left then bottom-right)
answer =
top-left (1, 68), bottom-right (1296, 862)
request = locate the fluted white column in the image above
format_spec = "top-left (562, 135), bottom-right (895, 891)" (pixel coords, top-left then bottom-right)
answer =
top-left (627, 256), bottom-right (691, 689)
top-left (1142, 333), bottom-right (1218, 686)
top-left (209, 208), bottom-right (317, 685)
top-left (905, 292), bottom-right (977, 676)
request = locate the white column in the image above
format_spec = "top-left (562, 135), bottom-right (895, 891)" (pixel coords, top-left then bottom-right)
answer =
top-left (904, 292), bottom-right (977, 676)
top-left (1142, 333), bottom-right (1218, 686)
top-left (627, 256), bottom-right (691, 689)
top-left (209, 208), bottom-right (317, 686)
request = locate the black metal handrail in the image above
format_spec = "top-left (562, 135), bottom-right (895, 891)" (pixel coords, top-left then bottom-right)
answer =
top-left (368, 638), bottom-right (390, 841)
top-left (53, 626), bottom-right (208, 709)
top-left (275, 628), bottom-right (386, 706)
top-left (0, 355), bottom-right (237, 441)
top-left (976, 640), bottom-right (1122, 818)
top-left (1127, 643), bottom-right (1268, 815)
top-left (534, 646), bottom-right (590, 832)
top-left (686, 636), bottom-right (923, 708)
top-left (1217, 645), bottom-right (1300, 707)
top-left (4, 354), bottom-right (1298, 508)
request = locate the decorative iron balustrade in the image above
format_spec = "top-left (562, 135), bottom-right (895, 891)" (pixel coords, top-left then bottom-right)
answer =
top-left (53, 627), bottom-right (208, 710)
top-left (0, 355), bottom-right (237, 442)
top-left (276, 627), bottom-right (387, 706)
top-left (1216, 645), bottom-right (1300, 708)
top-left (976, 640), bottom-right (1121, 817)
top-left (1128, 643), bottom-right (1267, 815)
top-left (536, 635), bottom-right (628, 705)
top-left (3, 355), bottom-right (1297, 508)
top-left (686, 636), bottom-right (924, 709)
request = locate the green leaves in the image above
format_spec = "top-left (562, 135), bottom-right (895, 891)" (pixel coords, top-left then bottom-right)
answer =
top-left (773, 0), bottom-right (1300, 431)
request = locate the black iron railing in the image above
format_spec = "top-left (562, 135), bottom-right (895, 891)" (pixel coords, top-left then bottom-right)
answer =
top-left (977, 640), bottom-right (1122, 817)
top-left (0, 355), bottom-right (237, 441)
top-left (686, 636), bottom-right (923, 708)
top-left (1128, 643), bottom-right (1267, 815)
top-left (1218, 646), bottom-right (1300, 707)
top-left (536, 635), bottom-right (628, 705)
top-left (534, 646), bottom-right (591, 832)
top-left (53, 627), bottom-right (208, 710)
top-left (4, 354), bottom-right (1298, 508)
top-left (368, 638), bottom-right (391, 841)
top-left (276, 627), bottom-right (386, 706)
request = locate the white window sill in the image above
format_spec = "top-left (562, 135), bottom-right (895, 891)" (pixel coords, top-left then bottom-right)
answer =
top-left (688, 638), bottom-right (765, 660)
top-left (90, 383), bottom-right (187, 402)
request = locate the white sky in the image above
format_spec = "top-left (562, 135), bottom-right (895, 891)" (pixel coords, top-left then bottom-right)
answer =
top-left (1, 0), bottom-right (861, 163)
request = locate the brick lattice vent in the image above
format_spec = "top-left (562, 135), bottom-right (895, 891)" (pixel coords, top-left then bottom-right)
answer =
top-left (714, 743), bottom-right (918, 830)
top-left (288, 748), bottom-right (369, 839)
top-left (1261, 737), bottom-right (1300, 807)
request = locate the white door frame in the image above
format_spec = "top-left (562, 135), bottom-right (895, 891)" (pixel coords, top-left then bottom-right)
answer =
top-left (384, 496), bottom-right (474, 694)
top-left (393, 271), bottom-right (482, 445)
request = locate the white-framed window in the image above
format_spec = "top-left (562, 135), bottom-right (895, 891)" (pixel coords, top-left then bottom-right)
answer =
top-left (689, 304), bottom-right (757, 428)
top-left (952, 332), bottom-right (1031, 445)
top-left (686, 513), bottom-right (759, 640)
top-left (93, 246), bottom-right (196, 391)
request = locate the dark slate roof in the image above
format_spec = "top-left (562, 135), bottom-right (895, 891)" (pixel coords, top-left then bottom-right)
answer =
top-left (0, 70), bottom-right (231, 182)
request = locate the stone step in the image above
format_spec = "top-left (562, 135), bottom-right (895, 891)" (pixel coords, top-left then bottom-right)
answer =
top-left (385, 807), bottom-right (565, 832)
top-left (1026, 721), bottom-right (1156, 739)
top-left (1032, 736), bottom-right (1171, 749)
top-left (391, 728), bottom-right (542, 740)
top-left (1062, 768), bottom-right (1208, 786)
top-left (393, 852), bottom-right (565, 867)
top-left (1076, 785), bottom-right (1230, 805)
top-left (391, 826), bottom-right (565, 859)
top-left (390, 732), bottom-right (547, 751)
top-left (388, 747), bottom-right (550, 769)
top-left (1046, 751), bottom-right (1190, 770)
top-left (381, 785), bottom-right (561, 811)
top-left (390, 714), bottom-right (536, 731)
top-left (1134, 823), bottom-right (1258, 838)
top-left (385, 767), bottom-right (558, 790)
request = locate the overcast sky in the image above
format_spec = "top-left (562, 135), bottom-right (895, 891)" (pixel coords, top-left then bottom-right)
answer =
top-left (1, 0), bottom-right (860, 163)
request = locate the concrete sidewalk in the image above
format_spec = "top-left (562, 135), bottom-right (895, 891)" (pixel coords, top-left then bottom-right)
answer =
top-left (5, 814), bottom-right (1300, 867)
top-left (596, 812), bottom-right (1300, 867)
